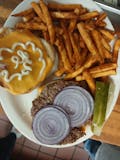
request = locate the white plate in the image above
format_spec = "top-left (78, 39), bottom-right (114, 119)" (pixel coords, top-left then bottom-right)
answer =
top-left (0, 0), bottom-right (120, 148)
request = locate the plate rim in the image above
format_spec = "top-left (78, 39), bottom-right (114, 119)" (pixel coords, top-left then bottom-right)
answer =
top-left (1, 0), bottom-right (120, 148)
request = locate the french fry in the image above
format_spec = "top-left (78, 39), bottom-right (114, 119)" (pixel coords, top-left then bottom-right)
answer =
top-left (89, 63), bottom-right (117, 74)
top-left (76, 63), bottom-right (117, 81)
top-left (48, 2), bottom-right (83, 11)
top-left (76, 70), bottom-right (116, 81)
top-left (113, 39), bottom-right (120, 63)
top-left (55, 26), bottom-right (63, 35)
top-left (73, 32), bottom-right (80, 50)
top-left (40, 0), bottom-right (55, 44)
top-left (13, 1), bottom-right (118, 88)
top-left (74, 8), bottom-right (80, 15)
top-left (104, 48), bottom-right (112, 60)
top-left (79, 36), bottom-right (86, 48)
top-left (55, 38), bottom-right (72, 72)
top-left (12, 8), bottom-right (33, 17)
top-left (55, 68), bottom-right (65, 77)
top-left (91, 29), bottom-right (104, 62)
top-left (99, 29), bottom-right (115, 41)
top-left (77, 22), bottom-right (98, 55)
top-left (31, 2), bottom-right (45, 23)
top-left (23, 12), bottom-right (36, 22)
top-left (84, 23), bottom-right (95, 31)
top-left (80, 48), bottom-right (88, 64)
top-left (95, 12), bottom-right (107, 24)
top-left (101, 36), bottom-right (111, 51)
top-left (42, 31), bottom-right (50, 41)
top-left (51, 11), bottom-right (77, 19)
top-left (16, 22), bottom-right (47, 31)
top-left (83, 70), bottom-right (96, 94)
top-left (74, 7), bottom-right (88, 15)
top-left (92, 70), bottom-right (116, 78)
top-left (65, 54), bottom-right (98, 79)
top-left (79, 11), bottom-right (99, 20)
top-left (33, 17), bottom-right (43, 23)
top-left (96, 21), bottom-right (106, 27)
top-left (61, 21), bottom-right (74, 65)
top-left (69, 32), bottom-right (82, 68)
top-left (68, 19), bottom-right (77, 32)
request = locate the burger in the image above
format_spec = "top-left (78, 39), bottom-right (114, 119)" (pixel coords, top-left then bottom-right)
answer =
top-left (0, 28), bottom-right (57, 94)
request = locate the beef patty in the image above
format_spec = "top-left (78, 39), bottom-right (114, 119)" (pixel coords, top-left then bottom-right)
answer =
top-left (31, 79), bottom-right (90, 144)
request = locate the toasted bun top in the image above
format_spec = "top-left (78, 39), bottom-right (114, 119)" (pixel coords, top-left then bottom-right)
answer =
top-left (0, 29), bottom-right (55, 94)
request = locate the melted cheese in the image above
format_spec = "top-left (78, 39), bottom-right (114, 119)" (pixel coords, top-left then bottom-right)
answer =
top-left (0, 30), bottom-right (53, 94)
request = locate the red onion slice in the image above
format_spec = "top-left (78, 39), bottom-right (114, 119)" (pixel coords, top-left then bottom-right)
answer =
top-left (54, 86), bottom-right (94, 128)
top-left (64, 86), bottom-right (94, 117)
top-left (32, 105), bottom-right (70, 145)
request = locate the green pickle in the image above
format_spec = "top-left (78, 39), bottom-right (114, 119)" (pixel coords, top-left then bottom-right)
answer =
top-left (92, 81), bottom-right (109, 136)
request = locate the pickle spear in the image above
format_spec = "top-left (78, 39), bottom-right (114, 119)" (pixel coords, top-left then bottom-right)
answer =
top-left (92, 81), bottom-right (109, 136)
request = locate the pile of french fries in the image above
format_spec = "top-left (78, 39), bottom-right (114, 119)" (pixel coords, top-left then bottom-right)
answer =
top-left (13, 0), bottom-right (120, 95)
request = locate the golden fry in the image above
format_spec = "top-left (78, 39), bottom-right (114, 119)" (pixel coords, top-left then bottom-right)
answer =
top-left (99, 29), bottom-right (115, 41)
top-left (104, 48), bottom-right (112, 60)
top-left (68, 19), bottom-right (77, 32)
top-left (79, 36), bottom-right (86, 48)
top-left (95, 12), bottom-right (107, 24)
top-left (91, 29), bottom-right (104, 63)
top-left (55, 26), bottom-right (63, 35)
top-left (80, 48), bottom-right (88, 64)
top-left (16, 22), bottom-right (47, 31)
top-left (48, 2), bottom-right (82, 11)
top-left (40, 0), bottom-right (55, 44)
top-left (65, 54), bottom-right (98, 79)
top-left (73, 32), bottom-right (80, 50)
top-left (76, 70), bottom-right (116, 81)
top-left (83, 70), bottom-right (96, 94)
top-left (55, 38), bottom-right (72, 72)
top-left (79, 11), bottom-right (99, 20)
top-left (77, 22), bottom-right (98, 55)
top-left (31, 2), bottom-right (45, 23)
top-left (12, 8), bottom-right (33, 17)
top-left (69, 32), bottom-right (82, 68)
top-left (33, 17), bottom-right (43, 23)
top-left (89, 63), bottom-right (117, 74)
top-left (91, 70), bottom-right (116, 78)
top-left (23, 12), bottom-right (36, 22)
top-left (101, 36), bottom-right (111, 51)
top-left (51, 11), bottom-right (77, 19)
top-left (113, 39), bottom-right (120, 63)
top-left (74, 8), bottom-right (88, 15)
top-left (55, 68), bottom-right (65, 77)
top-left (61, 21), bottom-right (74, 65)
top-left (96, 21), bottom-right (106, 27)
top-left (84, 23), bottom-right (95, 31)
top-left (42, 31), bottom-right (50, 41)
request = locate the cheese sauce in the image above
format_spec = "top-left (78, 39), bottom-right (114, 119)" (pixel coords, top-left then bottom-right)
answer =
top-left (0, 41), bottom-right (46, 82)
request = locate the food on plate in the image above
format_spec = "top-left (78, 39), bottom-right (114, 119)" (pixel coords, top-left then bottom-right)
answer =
top-left (54, 86), bottom-right (94, 128)
top-left (92, 81), bottom-right (109, 135)
top-left (32, 79), bottom-right (91, 144)
top-left (113, 39), bottom-right (120, 63)
top-left (32, 105), bottom-right (70, 145)
top-left (4, 0), bottom-right (120, 144)
top-left (0, 28), bottom-right (57, 94)
top-left (12, 1), bottom-right (120, 94)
